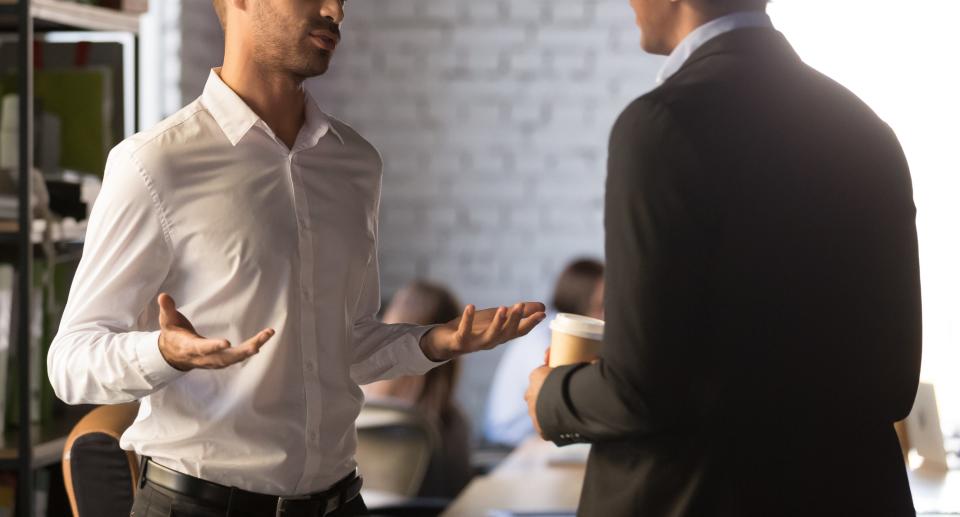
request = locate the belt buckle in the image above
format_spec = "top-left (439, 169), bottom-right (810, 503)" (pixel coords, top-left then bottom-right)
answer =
top-left (275, 494), bottom-right (313, 517)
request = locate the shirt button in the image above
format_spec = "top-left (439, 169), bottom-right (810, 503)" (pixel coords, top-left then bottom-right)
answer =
top-left (305, 361), bottom-right (315, 372)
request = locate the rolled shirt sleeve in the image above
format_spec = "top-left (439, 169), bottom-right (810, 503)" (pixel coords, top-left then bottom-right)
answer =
top-left (47, 143), bottom-right (184, 405)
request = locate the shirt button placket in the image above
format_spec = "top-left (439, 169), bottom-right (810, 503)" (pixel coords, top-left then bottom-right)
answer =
top-left (288, 151), bottom-right (323, 488)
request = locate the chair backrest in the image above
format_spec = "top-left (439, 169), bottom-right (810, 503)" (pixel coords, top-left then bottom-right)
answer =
top-left (355, 401), bottom-right (438, 498)
top-left (62, 402), bottom-right (140, 517)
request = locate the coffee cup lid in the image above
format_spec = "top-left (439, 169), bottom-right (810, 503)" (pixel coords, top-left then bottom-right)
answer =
top-left (549, 313), bottom-right (604, 341)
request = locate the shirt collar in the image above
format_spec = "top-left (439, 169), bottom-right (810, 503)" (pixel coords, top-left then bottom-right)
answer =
top-left (656, 10), bottom-right (774, 84)
top-left (301, 88), bottom-right (344, 150)
top-left (202, 68), bottom-right (343, 148)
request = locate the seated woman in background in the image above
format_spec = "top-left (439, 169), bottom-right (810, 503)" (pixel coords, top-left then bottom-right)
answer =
top-left (362, 281), bottom-right (472, 499)
top-left (483, 258), bottom-right (605, 446)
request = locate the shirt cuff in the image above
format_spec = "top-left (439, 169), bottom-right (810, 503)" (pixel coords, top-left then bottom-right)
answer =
top-left (403, 323), bottom-right (447, 375)
top-left (133, 330), bottom-right (186, 387)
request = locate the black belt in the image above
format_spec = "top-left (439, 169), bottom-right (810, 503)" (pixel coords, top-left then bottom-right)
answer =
top-left (141, 458), bottom-right (363, 517)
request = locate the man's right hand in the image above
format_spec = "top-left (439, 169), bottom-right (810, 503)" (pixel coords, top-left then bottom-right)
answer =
top-left (157, 292), bottom-right (275, 372)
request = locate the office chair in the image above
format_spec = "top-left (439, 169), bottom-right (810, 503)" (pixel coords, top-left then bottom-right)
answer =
top-left (355, 400), bottom-right (439, 498)
top-left (62, 402), bottom-right (140, 517)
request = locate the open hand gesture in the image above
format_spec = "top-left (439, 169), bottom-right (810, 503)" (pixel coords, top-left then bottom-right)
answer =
top-left (420, 302), bottom-right (547, 362)
top-left (156, 292), bottom-right (275, 371)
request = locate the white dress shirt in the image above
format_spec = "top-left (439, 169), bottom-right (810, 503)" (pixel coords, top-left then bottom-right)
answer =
top-left (656, 10), bottom-right (774, 84)
top-left (47, 68), bottom-right (441, 496)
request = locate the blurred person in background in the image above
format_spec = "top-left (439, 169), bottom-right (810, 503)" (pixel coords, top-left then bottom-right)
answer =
top-left (483, 259), bottom-right (604, 446)
top-left (525, 0), bottom-right (921, 515)
top-left (363, 281), bottom-right (472, 498)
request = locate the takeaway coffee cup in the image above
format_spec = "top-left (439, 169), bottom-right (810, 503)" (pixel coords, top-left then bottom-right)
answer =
top-left (548, 313), bottom-right (604, 367)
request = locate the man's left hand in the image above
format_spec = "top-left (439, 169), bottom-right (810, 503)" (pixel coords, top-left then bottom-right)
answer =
top-left (420, 302), bottom-right (546, 362)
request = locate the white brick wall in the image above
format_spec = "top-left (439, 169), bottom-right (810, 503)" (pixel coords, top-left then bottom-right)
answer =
top-left (140, 0), bottom-right (224, 124)
top-left (139, 0), bottom-right (185, 127)
top-left (307, 0), bottom-right (662, 303)
top-left (160, 0), bottom-right (664, 441)
top-left (180, 1), bottom-right (225, 101)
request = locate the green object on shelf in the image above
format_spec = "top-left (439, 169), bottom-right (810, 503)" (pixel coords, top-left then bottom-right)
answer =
top-left (4, 252), bottom-right (81, 431)
top-left (41, 256), bottom-right (81, 422)
top-left (1, 67), bottom-right (112, 177)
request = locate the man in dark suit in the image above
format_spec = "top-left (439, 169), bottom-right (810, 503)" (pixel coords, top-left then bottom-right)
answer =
top-left (524, 0), bottom-right (922, 515)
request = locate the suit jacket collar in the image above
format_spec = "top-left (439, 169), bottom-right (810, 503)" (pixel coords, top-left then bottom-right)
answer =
top-left (657, 11), bottom-right (774, 84)
top-left (667, 27), bottom-right (800, 82)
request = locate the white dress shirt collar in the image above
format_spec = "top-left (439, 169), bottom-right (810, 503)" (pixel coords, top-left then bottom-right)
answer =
top-left (656, 10), bottom-right (774, 84)
top-left (202, 67), bottom-right (343, 149)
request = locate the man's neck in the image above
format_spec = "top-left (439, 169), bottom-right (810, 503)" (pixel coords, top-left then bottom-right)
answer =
top-left (220, 50), bottom-right (306, 151)
top-left (667, 5), bottom-right (766, 53)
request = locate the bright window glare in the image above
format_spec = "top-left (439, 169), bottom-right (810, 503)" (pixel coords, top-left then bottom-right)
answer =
top-left (769, 1), bottom-right (960, 432)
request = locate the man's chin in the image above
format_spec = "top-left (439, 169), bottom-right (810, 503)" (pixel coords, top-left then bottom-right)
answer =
top-left (292, 57), bottom-right (332, 79)
top-left (638, 33), bottom-right (671, 56)
top-left (308, 64), bottom-right (331, 77)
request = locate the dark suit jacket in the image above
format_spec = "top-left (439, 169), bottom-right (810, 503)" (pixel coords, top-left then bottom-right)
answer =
top-left (537, 27), bottom-right (922, 517)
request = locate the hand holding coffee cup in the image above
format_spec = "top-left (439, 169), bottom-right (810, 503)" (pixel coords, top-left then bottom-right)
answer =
top-left (548, 313), bottom-right (604, 367)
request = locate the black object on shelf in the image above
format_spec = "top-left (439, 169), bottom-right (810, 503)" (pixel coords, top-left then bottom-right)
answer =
top-left (44, 179), bottom-right (85, 221)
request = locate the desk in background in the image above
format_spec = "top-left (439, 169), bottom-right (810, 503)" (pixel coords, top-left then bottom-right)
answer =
top-left (442, 438), bottom-right (584, 517)
top-left (910, 463), bottom-right (960, 516)
top-left (445, 437), bottom-right (960, 517)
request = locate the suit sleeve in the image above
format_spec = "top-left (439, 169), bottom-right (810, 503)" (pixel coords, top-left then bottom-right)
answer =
top-left (537, 97), bottom-right (718, 445)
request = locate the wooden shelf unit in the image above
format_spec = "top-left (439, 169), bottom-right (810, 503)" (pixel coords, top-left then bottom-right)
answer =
top-left (0, 0), bottom-right (141, 33)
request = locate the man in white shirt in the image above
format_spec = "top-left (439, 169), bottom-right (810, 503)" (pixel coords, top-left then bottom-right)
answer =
top-left (47, 0), bottom-right (545, 515)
